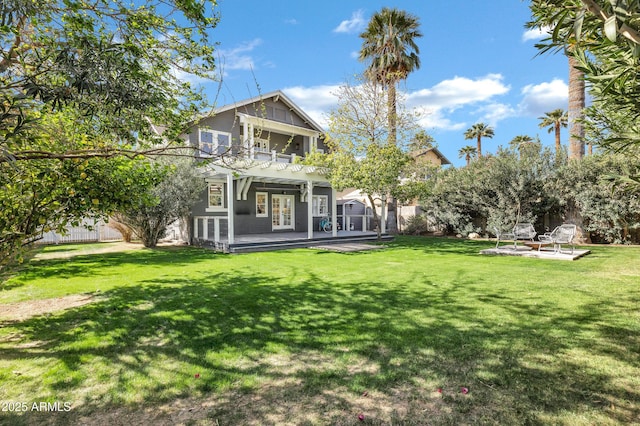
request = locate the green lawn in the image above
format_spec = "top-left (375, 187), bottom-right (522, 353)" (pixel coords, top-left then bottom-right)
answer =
top-left (0, 237), bottom-right (639, 425)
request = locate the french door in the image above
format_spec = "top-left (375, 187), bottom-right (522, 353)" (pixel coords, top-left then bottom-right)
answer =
top-left (272, 195), bottom-right (294, 230)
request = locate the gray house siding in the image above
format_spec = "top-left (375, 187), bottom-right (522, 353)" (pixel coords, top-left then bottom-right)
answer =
top-left (189, 98), bottom-right (327, 159)
top-left (191, 182), bottom-right (332, 236)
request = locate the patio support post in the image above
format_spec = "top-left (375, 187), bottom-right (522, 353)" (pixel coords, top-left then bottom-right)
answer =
top-left (307, 180), bottom-right (314, 239)
top-left (243, 120), bottom-right (249, 158)
top-left (249, 123), bottom-right (255, 159)
top-left (226, 173), bottom-right (235, 244)
top-left (332, 187), bottom-right (338, 237)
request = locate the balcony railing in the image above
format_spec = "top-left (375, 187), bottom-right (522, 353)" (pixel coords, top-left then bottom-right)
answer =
top-left (252, 150), bottom-right (297, 164)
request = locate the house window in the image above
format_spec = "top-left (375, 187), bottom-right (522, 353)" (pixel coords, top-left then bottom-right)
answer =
top-left (256, 192), bottom-right (268, 217)
top-left (199, 129), bottom-right (231, 157)
top-left (254, 138), bottom-right (270, 153)
top-left (207, 183), bottom-right (225, 211)
top-left (312, 195), bottom-right (328, 217)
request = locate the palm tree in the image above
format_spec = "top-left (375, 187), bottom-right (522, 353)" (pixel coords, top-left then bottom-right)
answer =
top-left (458, 145), bottom-right (477, 166)
top-left (538, 108), bottom-right (568, 156)
top-left (464, 123), bottom-right (494, 157)
top-left (509, 135), bottom-right (540, 158)
top-left (359, 7), bottom-right (422, 146)
top-left (568, 55), bottom-right (585, 160)
top-left (359, 7), bottom-right (422, 234)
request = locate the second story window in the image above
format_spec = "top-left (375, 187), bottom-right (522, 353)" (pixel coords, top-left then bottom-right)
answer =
top-left (199, 129), bottom-right (231, 157)
top-left (254, 137), bottom-right (270, 153)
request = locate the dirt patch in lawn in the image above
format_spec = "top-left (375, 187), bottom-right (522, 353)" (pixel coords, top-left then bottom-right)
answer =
top-left (0, 294), bottom-right (97, 322)
top-left (33, 241), bottom-right (145, 260)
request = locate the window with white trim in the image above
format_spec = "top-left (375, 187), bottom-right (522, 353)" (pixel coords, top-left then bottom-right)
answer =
top-left (312, 195), bottom-right (328, 217)
top-left (207, 183), bottom-right (225, 210)
top-left (254, 137), bottom-right (270, 153)
top-left (256, 192), bottom-right (268, 217)
top-left (199, 128), bottom-right (231, 157)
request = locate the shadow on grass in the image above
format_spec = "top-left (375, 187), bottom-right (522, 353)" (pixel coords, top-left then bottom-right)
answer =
top-left (1, 240), bottom-right (639, 425)
top-left (6, 246), bottom-right (217, 283)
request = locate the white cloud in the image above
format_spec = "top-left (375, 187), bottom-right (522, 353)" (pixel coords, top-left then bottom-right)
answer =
top-left (519, 78), bottom-right (567, 116)
top-left (473, 103), bottom-right (517, 127)
top-left (407, 74), bottom-right (511, 130)
top-left (407, 74), bottom-right (510, 111)
top-left (522, 25), bottom-right (552, 42)
top-left (218, 38), bottom-right (263, 72)
top-left (282, 75), bottom-right (514, 132)
top-left (284, 18), bottom-right (298, 25)
top-left (333, 10), bottom-right (366, 34)
top-left (283, 85), bottom-right (341, 127)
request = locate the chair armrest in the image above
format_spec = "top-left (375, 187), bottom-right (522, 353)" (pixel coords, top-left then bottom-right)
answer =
top-left (538, 234), bottom-right (552, 243)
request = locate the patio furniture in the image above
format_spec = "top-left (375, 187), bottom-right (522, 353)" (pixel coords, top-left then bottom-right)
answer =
top-left (493, 226), bottom-right (515, 248)
top-left (537, 224), bottom-right (577, 254)
top-left (493, 223), bottom-right (536, 249)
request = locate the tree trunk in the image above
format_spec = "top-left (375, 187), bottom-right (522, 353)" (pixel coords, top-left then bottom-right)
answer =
top-left (568, 55), bottom-right (585, 160)
top-left (476, 135), bottom-right (482, 157)
top-left (565, 199), bottom-right (590, 244)
top-left (367, 194), bottom-right (382, 241)
top-left (387, 83), bottom-right (397, 146)
top-left (385, 81), bottom-right (398, 233)
top-left (555, 122), bottom-right (561, 155)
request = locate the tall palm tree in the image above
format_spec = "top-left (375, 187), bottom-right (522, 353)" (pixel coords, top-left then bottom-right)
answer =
top-left (568, 55), bottom-right (585, 160)
top-left (359, 7), bottom-right (422, 146)
top-left (463, 123), bottom-right (494, 157)
top-left (458, 145), bottom-right (477, 166)
top-left (538, 108), bottom-right (568, 156)
top-left (509, 135), bottom-right (540, 158)
top-left (359, 7), bottom-right (422, 234)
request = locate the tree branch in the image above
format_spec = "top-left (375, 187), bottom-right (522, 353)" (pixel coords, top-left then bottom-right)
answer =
top-left (0, 146), bottom-right (200, 163)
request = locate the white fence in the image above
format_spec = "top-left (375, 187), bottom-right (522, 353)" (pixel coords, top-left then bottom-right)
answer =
top-left (39, 219), bottom-right (123, 244)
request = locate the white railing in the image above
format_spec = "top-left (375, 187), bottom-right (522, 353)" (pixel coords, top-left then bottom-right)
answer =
top-left (193, 216), bottom-right (227, 241)
top-left (336, 214), bottom-right (374, 232)
top-left (252, 150), bottom-right (297, 164)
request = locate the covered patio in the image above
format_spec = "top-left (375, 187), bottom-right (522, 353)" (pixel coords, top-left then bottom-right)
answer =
top-left (198, 230), bottom-right (391, 253)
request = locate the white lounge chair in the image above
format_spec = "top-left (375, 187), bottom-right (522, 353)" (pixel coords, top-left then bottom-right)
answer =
top-left (537, 224), bottom-right (576, 254)
top-left (494, 223), bottom-right (536, 249)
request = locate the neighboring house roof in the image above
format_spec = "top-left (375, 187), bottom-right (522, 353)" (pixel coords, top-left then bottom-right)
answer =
top-left (410, 147), bottom-right (452, 166)
top-left (197, 90), bottom-right (325, 133)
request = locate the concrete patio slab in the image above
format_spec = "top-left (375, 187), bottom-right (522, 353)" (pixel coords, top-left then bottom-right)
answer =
top-left (480, 245), bottom-right (590, 260)
top-left (310, 242), bottom-right (385, 253)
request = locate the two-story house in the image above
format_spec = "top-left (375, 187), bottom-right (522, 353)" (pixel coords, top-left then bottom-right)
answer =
top-left (186, 91), bottom-right (386, 252)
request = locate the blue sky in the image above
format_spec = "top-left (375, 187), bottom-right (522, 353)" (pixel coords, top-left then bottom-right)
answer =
top-left (198, 0), bottom-right (567, 167)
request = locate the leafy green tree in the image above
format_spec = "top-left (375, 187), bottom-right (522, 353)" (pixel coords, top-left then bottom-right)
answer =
top-left (407, 129), bottom-right (435, 152)
top-left (307, 76), bottom-right (413, 240)
top-left (458, 145), bottom-right (477, 166)
top-left (464, 123), bottom-right (494, 157)
top-left (0, 111), bottom-right (161, 268)
top-left (545, 153), bottom-right (640, 243)
top-left (0, 0), bottom-right (218, 269)
top-left (114, 156), bottom-right (206, 248)
top-left (419, 149), bottom-right (557, 236)
top-left (1, 0), bottom-right (217, 161)
top-left (538, 108), bottom-right (568, 156)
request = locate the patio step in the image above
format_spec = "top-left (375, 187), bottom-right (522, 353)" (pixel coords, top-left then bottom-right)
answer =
top-left (227, 234), bottom-right (393, 253)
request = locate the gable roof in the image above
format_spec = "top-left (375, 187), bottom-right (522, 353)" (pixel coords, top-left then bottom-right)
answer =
top-left (410, 147), bottom-right (452, 165)
top-left (204, 90), bottom-right (325, 133)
